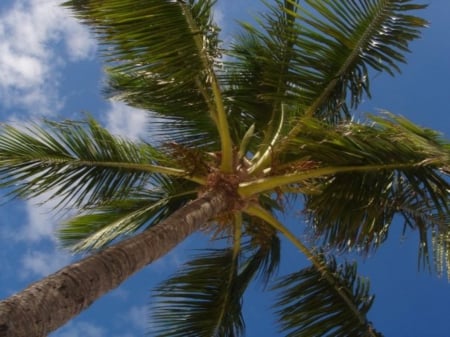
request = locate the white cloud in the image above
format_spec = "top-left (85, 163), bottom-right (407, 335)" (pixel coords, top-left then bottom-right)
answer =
top-left (20, 247), bottom-right (72, 278)
top-left (15, 191), bottom-right (71, 243)
top-left (0, 194), bottom-right (64, 244)
top-left (62, 13), bottom-right (97, 62)
top-left (21, 200), bottom-right (60, 242)
top-left (0, 0), bottom-right (96, 115)
top-left (104, 101), bottom-right (148, 141)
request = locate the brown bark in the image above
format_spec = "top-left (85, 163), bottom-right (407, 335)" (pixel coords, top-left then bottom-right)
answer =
top-left (0, 189), bottom-right (231, 337)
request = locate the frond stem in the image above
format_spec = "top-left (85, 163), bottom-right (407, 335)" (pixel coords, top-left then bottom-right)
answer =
top-left (35, 157), bottom-right (205, 184)
top-left (245, 204), bottom-right (377, 334)
top-left (239, 163), bottom-right (415, 197)
top-left (251, 3), bottom-right (298, 172)
top-left (249, 104), bottom-right (285, 175)
top-left (179, 1), bottom-right (233, 172)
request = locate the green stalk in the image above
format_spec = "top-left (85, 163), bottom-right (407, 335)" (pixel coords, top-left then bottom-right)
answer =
top-left (239, 163), bottom-right (415, 197)
top-left (180, 2), bottom-right (234, 173)
top-left (249, 104), bottom-right (285, 175)
top-left (244, 204), bottom-right (378, 337)
top-left (238, 124), bottom-right (255, 160)
top-left (38, 157), bottom-right (205, 185)
top-left (244, 203), bottom-right (324, 272)
top-left (252, 2), bottom-right (298, 170)
top-left (212, 79), bottom-right (234, 173)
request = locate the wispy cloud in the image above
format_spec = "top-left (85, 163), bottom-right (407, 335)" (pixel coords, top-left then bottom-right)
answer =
top-left (8, 194), bottom-right (75, 280)
top-left (21, 199), bottom-right (62, 242)
top-left (11, 191), bottom-right (72, 243)
top-left (0, 0), bottom-right (96, 116)
top-left (20, 247), bottom-right (73, 279)
top-left (104, 101), bottom-right (148, 141)
top-left (0, 193), bottom-right (66, 244)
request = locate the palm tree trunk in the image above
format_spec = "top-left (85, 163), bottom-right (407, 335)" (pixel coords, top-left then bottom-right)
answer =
top-left (0, 189), bottom-right (231, 337)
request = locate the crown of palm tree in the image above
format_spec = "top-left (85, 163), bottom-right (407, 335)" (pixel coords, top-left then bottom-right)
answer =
top-left (1, 0), bottom-right (448, 336)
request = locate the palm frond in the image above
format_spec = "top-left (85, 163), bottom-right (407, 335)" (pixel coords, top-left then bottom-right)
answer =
top-left (241, 216), bottom-right (281, 287)
top-left (273, 255), bottom-right (382, 337)
top-left (237, 190), bottom-right (287, 287)
top-left (431, 227), bottom-right (450, 280)
top-left (286, 114), bottom-right (450, 253)
top-left (0, 117), bottom-right (178, 208)
top-left (295, 0), bottom-right (427, 122)
top-left (389, 180), bottom-right (450, 274)
top-left (64, 0), bottom-right (224, 149)
top-left (225, 0), bottom-right (427, 128)
top-left (224, 0), bottom-right (300, 146)
top-left (59, 176), bottom-right (198, 252)
top-left (150, 249), bottom-right (245, 337)
top-left (151, 215), bottom-right (281, 337)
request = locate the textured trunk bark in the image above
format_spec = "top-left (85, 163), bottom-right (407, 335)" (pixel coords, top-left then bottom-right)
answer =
top-left (0, 189), bottom-right (231, 337)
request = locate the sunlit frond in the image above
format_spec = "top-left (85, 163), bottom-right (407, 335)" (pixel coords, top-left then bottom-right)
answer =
top-left (10, 0), bottom-right (445, 334)
top-left (0, 118), bottom-right (177, 208)
top-left (64, 0), bottom-right (224, 149)
top-left (295, 0), bottom-right (427, 122)
top-left (273, 256), bottom-right (382, 337)
top-left (285, 114), bottom-right (450, 253)
top-left (225, 0), bottom-right (427, 128)
top-left (431, 225), bottom-right (450, 280)
top-left (390, 181), bottom-right (450, 274)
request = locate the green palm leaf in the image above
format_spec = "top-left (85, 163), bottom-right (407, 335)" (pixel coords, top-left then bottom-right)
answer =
top-left (241, 217), bottom-right (281, 286)
top-left (389, 176), bottom-right (450, 273)
top-left (0, 117), bottom-right (178, 208)
top-left (224, 0), bottom-right (299, 148)
top-left (59, 176), bottom-right (198, 252)
top-left (295, 0), bottom-right (427, 121)
top-left (284, 114), bottom-right (450, 253)
top-left (64, 0), bottom-right (223, 149)
top-left (273, 255), bottom-right (382, 337)
top-left (150, 249), bottom-right (245, 337)
top-left (151, 228), bottom-right (280, 337)
top-left (226, 0), bottom-right (427, 128)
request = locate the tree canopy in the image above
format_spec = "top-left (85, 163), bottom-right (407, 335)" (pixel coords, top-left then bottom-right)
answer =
top-left (1, 1), bottom-right (449, 336)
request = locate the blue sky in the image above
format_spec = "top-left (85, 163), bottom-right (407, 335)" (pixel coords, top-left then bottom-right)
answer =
top-left (0, 1), bottom-right (450, 336)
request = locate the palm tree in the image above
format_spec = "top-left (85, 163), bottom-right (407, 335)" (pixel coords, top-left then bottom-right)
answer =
top-left (0, 0), bottom-right (449, 336)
